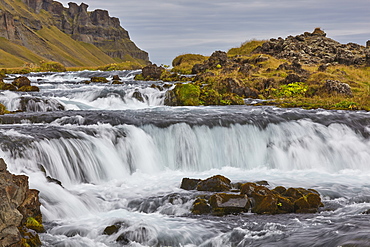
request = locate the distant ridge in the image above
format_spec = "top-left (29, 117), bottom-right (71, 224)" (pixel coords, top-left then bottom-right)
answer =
top-left (0, 0), bottom-right (149, 68)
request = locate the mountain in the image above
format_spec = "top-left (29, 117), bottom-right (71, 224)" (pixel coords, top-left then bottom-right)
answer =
top-left (0, 0), bottom-right (149, 68)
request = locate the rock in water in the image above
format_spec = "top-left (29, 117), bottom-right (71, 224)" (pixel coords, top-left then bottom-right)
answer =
top-left (0, 158), bottom-right (44, 246)
top-left (196, 175), bottom-right (232, 192)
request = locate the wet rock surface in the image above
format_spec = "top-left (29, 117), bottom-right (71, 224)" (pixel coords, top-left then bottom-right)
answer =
top-left (0, 158), bottom-right (43, 247)
top-left (181, 175), bottom-right (323, 216)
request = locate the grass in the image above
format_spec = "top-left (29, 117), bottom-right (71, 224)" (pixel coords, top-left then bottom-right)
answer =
top-left (171, 54), bottom-right (208, 74)
top-left (227, 39), bottom-right (267, 56)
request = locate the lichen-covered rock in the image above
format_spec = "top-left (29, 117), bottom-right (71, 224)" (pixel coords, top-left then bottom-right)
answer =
top-left (0, 158), bottom-right (43, 246)
top-left (191, 198), bottom-right (211, 215)
top-left (253, 28), bottom-right (367, 65)
top-left (322, 80), bottom-right (353, 97)
top-left (196, 175), bottom-right (232, 192)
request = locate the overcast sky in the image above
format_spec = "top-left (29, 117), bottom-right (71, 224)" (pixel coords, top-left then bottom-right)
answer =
top-left (58, 0), bottom-right (370, 65)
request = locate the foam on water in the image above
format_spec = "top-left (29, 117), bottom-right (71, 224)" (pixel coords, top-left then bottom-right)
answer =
top-left (1, 71), bottom-right (370, 246)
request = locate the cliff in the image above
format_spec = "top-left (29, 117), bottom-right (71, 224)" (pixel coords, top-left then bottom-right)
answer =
top-left (0, 158), bottom-right (44, 247)
top-left (0, 0), bottom-right (149, 68)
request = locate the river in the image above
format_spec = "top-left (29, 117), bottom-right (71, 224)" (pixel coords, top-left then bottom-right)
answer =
top-left (1, 70), bottom-right (370, 246)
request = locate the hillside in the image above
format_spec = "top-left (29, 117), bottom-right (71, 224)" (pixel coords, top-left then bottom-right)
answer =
top-left (140, 29), bottom-right (370, 111)
top-left (0, 0), bottom-right (149, 68)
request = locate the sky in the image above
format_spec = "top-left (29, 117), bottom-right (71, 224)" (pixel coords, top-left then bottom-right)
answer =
top-left (58, 0), bottom-right (370, 65)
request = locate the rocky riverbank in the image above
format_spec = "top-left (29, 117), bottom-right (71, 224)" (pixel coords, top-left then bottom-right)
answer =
top-left (136, 28), bottom-right (370, 110)
top-left (0, 159), bottom-right (44, 247)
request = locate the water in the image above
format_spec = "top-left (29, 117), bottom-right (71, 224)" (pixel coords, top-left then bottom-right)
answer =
top-left (1, 71), bottom-right (370, 246)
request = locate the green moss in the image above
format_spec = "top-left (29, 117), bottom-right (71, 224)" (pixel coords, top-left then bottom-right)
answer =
top-left (174, 83), bottom-right (201, 106)
top-left (227, 39), bottom-right (267, 56)
top-left (25, 217), bottom-right (45, 233)
top-left (172, 54), bottom-right (207, 74)
top-left (270, 82), bottom-right (308, 98)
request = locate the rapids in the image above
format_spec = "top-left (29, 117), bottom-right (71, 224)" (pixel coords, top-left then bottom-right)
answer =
top-left (0, 70), bottom-right (370, 246)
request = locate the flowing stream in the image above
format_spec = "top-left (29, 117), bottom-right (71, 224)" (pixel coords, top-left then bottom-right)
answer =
top-left (1, 70), bottom-right (370, 246)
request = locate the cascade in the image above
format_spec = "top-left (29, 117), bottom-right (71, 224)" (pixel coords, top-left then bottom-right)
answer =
top-left (0, 71), bottom-right (370, 246)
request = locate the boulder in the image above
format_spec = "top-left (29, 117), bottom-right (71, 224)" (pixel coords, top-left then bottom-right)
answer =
top-left (196, 175), bottom-right (232, 192)
top-left (185, 176), bottom-right (323, 216)
top-left (112, 75), bottom-right (121, 81)
top-left (103, 224), bottom-right (120, 235)
top-left (17, 85), bottom-right (40, 92)
top-left (91, 77), bottom-right (108, 83)
top-left (0, 82), bottom-right (17, 91)
top-left (191, 198), bottom-right (211, 215)
top-left (208, 51), bottom-right (228, 68)
top-left (141, 64), bottom-right (165, 80)
top-left (180, 178), bottom-right (201, 190)
top-left (12, 76), bottom-right (31, 88)
top-left (322, 80), bottom-right (353, 97)
top-left (294, 193), bottom-right (322, 213)
top-left (254, 28), bottom-right (367, 66)
top-left (210, 193), bottom-right (250, 215)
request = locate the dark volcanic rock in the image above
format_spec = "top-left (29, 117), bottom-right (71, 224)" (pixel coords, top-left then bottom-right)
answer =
top-left (253, 28), bottom-right (367, 65)
top-left (322, 80), bottom-right (353, 97)
top-left (142, 64), bottom-right (165, 80)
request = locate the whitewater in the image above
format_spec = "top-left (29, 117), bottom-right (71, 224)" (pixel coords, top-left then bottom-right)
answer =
top-left (0, 70), bottom-right (370, 246)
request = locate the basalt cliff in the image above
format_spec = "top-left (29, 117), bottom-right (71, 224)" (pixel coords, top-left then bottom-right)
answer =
top-left (0, 0), bottom-right (149, 68)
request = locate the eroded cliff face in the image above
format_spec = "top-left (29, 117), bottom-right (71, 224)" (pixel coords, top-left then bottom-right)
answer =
top-left (0, 0), bottom-right (149, 67)
top-left (0, 158), bottom-right (43, 247)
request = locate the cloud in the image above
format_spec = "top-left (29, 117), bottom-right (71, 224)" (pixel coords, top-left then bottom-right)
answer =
top-left (58, 0), bottom-right (370, 64)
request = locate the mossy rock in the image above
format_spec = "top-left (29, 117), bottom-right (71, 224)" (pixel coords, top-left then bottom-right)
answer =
top-left (0, 103), bottom-right (8, 115)
top-left (18, 86), bottom-right (40, 92)
top-left (25, 217), bottom-right (45, 233)
top-left (191, 198), bottom-right (211, 215)
top-left (103, 224), bottom-right (120, 235)
top-left (240, 182), bottom-right (259, 196)
top-left (12, 76), bottom-right (31, 88)
top-left (272, 186), bottom-right (287, 195)
top-left (276, 195), bottom-right (294, 214)
top-left (112, 80), bottom-right (123, 84)
top-left (197, 175), bottom-right (232, 192)
top-left (209, 193), bottom-right (250, 215)
top-left (180, 178), bottom-right (201, 190)
top-left (0, 82), bottom-right (17, 91)
top-left (294, 193), bottom-right (322, 213)
top-left (251, 194), bottom-right (278, 214)
top-left (91, 77), bottom-right (108, 83)
top-left (168, 83), bottom-right (200, 106)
